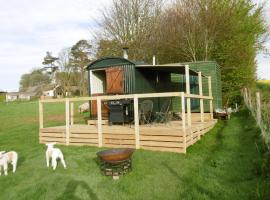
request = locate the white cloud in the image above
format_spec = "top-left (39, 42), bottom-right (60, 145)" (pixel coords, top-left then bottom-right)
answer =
top-left (0, 0), bottom-right (111, 92)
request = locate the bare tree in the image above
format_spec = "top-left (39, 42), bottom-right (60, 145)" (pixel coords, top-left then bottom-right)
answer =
top-left (96, 0), bottom-right (163, 61)
top-left (55, 48), bottom-right (74, 97)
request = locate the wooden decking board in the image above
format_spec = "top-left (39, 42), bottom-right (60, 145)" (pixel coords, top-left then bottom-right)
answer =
top-left (141, 146), bottom-right (185, 153)
top-left (70, 133), bottom-right (98, 139)
top-left (102, 133), bottom-right (135, 140)
top-left (69, 142), bottom-right (98, 147)
top-left (140, 141), bottom-right (184, 148)
top-left (104, 139), bottom-right (135, 145)
top-left (69, 138), bottom-right (98, 143)
top-left (40, 132), bottom-right (65, 137)
top-left (140, 135), bottom-right (183, 142)
top-left (104, 144), bottom-right (135, 148)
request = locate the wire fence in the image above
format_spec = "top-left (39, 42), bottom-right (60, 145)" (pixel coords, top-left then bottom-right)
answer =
top-left (242, 88), bottom-right (270, 149)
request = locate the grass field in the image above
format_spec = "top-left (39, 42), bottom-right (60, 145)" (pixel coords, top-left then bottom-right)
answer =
top-left (0, 101), bottom-right (269, 199)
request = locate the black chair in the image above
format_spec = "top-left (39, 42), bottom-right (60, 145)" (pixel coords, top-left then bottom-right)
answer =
top-left (154, 98), bottom-right (172, 124)
top-left (139, 99), bottom-right (153, 125)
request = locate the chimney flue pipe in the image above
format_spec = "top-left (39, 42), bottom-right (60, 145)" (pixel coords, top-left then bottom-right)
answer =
top-left (123, 47), bottom-right (129, 59)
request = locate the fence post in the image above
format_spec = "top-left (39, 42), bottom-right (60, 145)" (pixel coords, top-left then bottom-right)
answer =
top-left (198, 72), bottom-right (204, 122)
top-left (97, 97), bottom-right (103, 147)
top-left (70, 102), bottom-right (74, 125)
top-left (256, 92), bottom-right (261, 126)
top-left (181, 93), bottom-right (186, 153)
top-left (208, 76), bottom-right (213, 120)
top-left (65, 98), bottom-right (70, 145)
top-left (39, 100), bottom-right (44, 129)
top-left (134, 95), bottom-right (140, 149)
top-left (185, 65), bottom-right (191, 126)
top-left (248, 88), bottom-right (252, 109)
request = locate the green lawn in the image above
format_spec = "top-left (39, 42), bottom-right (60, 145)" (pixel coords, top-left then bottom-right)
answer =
top-left (0, 101), bottom-right (269, 199)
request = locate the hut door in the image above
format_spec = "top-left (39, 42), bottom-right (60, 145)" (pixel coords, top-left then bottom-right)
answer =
top-left (106, 67), bottom-right (124, 94)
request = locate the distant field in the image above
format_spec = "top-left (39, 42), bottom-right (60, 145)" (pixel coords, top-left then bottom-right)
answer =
top-left (257, 80), bottom-right (270, 84)
top-left (0, 101), bottom-right (269, 199)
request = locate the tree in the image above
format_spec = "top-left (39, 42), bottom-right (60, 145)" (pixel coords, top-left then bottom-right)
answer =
top-left (96, 0), bottom-right (163, 62)
top-left (55, 48), bottom-right (74, 97)
top-left (156, 0), bottom-right (268, 104)
top-left (19, 69), bottom-right (51, 91)
top-left (70, 40), bottom-right (93, 96)
top-left (42, 52), bottom-right (59, 84)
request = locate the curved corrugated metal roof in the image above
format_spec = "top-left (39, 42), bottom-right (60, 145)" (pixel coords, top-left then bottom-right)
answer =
top-left (86, 57), bottom-right (137, 70)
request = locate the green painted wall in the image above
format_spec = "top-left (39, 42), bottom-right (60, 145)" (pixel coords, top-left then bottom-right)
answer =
top-left (187, 61), bottom-right (222, 110)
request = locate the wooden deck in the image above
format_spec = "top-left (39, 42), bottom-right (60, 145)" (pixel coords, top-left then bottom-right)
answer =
top-left (40, 120), bottom-right (217, 153)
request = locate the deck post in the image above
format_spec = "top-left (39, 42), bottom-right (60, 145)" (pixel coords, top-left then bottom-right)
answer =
top-left (185, 65), bottom-right (191, 126)
top-left (39, 100), bottom-right (44, 129)
top-left (65, 98), bottom-right (70, 145)
top-left (70, 102), bottom-right (74, 125)
top-left (97, 97), bottom-right (103, 147)
top-left (134, 95), bottom-right (140, 149)
top-left (208, 76), bottom-right (213, 120)
top-left (198, 72), bottom-right (204, 122)
top-left (181, 93), bottom-right (186, 153)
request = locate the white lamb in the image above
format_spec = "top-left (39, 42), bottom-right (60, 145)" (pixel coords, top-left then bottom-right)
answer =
top-left (45, 143), bottom-right (66, 170)
top-left (0, 151), bottom-right (18, 176)
top-left (78, 102), bottom-right (89, 113)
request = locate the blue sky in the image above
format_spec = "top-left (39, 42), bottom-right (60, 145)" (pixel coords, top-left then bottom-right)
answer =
top-left (0, 0), bottom-right (269, 92)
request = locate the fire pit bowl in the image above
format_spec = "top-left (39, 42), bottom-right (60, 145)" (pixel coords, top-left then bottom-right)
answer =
top-left (96, 148), bottom-right (135, 164)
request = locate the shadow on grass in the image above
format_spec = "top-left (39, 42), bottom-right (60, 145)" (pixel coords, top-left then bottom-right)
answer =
top-left (202, 120), bottom-right (227, 167)
top-left (162, 162), bottom-right (215, 199)
top-left (17, 155), bottom-right (26, 169)
top-left (56, 180), bottom-right (99, 200)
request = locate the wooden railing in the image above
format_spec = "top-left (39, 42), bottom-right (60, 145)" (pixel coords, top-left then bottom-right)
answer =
top-left (39, 91), bottom-right (213, 149)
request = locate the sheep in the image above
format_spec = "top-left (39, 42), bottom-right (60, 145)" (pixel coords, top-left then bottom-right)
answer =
top-left (78, 102), bottom-right (89, 113)
top-left (45, 143), bottom-right (66, 170)
top-left (0, 151), bottom-right (18, 176)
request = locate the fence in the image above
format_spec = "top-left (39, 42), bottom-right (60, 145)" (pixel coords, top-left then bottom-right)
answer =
top-left (242, 88), bottom-right (270, 149)
top-left (39, 91), bottom-right (216, 153)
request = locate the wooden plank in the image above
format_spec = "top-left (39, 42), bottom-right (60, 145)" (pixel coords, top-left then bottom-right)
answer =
top-left (185, 65), bottom-right (191, 127)
top-left (198, 72), bottom-right (204, 123)
top-left (134, 95), bottom-right (140, 149)
top-left (68, 143), bottom-right (98, 147)
top-left (184, 94), bottom-right (213, 100)
top-left (65, 99), bottom-right (70, 145)
top-left (104, 139), bottom-right (135, 145)
top-left (208, 76), bottom-right (213, 120)
top-left (40, 132), bottom-right (65, 137)
top-left (103, 134), bottom-right (135, 140)
top-left (70, 133), bottom-right (98, 139)
top-left (104, 144), bottom-right (135, 148)
top-left (140, 135), bottom-right (183, 142)
top-left (97, 97), bottom-right (102, 147)
top-left (141, 146), bottom-right (185, 153)
top-left (181, 92), bottom-right (186, 153)
top-left (140, 140), bottom-right (184, 148)
top-left (140, 130), bottom-right (184, 137)
top-left (40, 91), bottom-right (215, 104)
top-left (40, 129), bottom-right (65, 133)
top-left (40, 137), bottom-right (66, 143)
top-left (69, 138), bottom-right (98, 143)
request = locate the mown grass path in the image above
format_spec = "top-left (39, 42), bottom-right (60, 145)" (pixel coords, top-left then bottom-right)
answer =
top-left (0, 101), bottom-right (269, 199)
